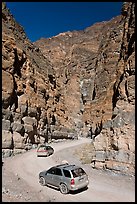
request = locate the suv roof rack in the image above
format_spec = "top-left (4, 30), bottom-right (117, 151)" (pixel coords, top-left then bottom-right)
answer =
top-left (63, 164), bottom-right (76, 169)
top-left (56, 163), bottom-right (69, 167)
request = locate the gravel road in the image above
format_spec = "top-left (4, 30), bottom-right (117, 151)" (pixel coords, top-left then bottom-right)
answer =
top-left (2, 137), bottom-right (135, 202)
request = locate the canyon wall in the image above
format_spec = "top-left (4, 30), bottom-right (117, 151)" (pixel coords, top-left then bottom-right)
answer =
top-left (2, 2), bottom-right (135, 175)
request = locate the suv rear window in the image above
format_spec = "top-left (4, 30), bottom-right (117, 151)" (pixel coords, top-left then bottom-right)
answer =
top-left (71, 168), bottom-right (86, 178)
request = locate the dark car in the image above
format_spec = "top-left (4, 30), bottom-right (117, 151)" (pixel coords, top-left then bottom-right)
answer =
top-left (37, 144), bottom-right (54, 157)
top-left (39, 163), bottom-right (89, 194)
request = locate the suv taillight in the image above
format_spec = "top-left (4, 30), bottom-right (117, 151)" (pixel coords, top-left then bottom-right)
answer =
top-left (71, 178), bottom-right (75, 185)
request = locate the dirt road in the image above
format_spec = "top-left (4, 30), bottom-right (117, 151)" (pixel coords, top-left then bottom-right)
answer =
top-left (2, 137), bottom-right (135, 202)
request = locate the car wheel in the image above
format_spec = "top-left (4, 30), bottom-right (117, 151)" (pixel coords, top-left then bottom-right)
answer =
top-left (59, 183), bottom-right (69, 194)
top-left (48, 152), bottom-right (52, 156)
top-left (39, 177), bottom-right (46, 186)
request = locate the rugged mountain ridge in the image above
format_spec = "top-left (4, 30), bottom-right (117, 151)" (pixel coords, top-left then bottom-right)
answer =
top-left (2, 2), bottom-right (135, 175)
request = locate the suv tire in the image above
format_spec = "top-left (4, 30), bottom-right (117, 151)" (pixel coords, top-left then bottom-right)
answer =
top-left (39, 176), bottom-right (46, 186)
top-left (59, 183), bottom-right (69, 194)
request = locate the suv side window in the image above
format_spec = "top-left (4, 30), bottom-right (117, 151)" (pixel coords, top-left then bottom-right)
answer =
top-left (55, 168), bottom-right (62, 176)
top-left (47, 167), bottom-right (56, 174)
top-left (63, 169), bottom-right (71, 178)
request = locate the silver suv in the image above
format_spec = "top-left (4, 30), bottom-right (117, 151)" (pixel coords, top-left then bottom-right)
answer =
top-left (39, 163), bottom-right (89, 194)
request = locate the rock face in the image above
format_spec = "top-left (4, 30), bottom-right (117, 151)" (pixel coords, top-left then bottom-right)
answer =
top-left (2, 2), bottom-right (135, 175)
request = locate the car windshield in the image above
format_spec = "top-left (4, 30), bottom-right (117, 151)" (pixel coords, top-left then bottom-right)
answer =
top-left (71, 168), bottom-right (86, 178)
top-left (38, 146), bottom-right (46, 150)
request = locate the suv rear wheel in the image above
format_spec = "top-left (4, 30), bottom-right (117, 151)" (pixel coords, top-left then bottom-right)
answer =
top-left (39, 176), bottom-right (46, 186)
top-left (59, 183), bottom-right (69, 194)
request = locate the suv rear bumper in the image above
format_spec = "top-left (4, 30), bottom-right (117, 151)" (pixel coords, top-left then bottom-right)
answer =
top-left (70, 180), bottom-right (89, 191)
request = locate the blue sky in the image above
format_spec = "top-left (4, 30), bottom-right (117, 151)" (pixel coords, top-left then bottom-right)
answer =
top-left (6, 2), bottom-right (123, 42)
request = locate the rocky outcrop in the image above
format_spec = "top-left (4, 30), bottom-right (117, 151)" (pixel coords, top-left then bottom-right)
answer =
top-left (2, 2), bottom-right (55, 155)
top-left (2, 2), bottom-right (135, 175)
top-left (91, 2), bottom-right (135, 175)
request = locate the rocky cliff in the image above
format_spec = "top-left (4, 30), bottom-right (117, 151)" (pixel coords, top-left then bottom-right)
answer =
top-left (2, 2), bottom-right (135, 175)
